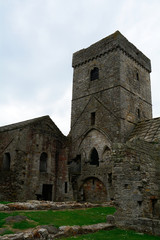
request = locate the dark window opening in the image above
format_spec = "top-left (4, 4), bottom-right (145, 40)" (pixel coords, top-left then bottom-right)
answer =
top-left (138, 109), bottom-right (140, 120)
top-left (40, 152), bottom-right (47, 172)
top-left (77, 154), bottom-right (81, 161)
top-left (138, 201), bottom-right (142, 207)
top-left (124, 184), bottom-right (128, 189)
top-left (65, 182), bottom-right (68, 193)
top-left (3, 153), bottom-right (11, 171)
top-left (92, 179), bottom-right (95, 185)
top-left (136, 72), bottom-right (139, 81)
top-left (90, 67), bottom-right (99, 81)
top-left (90, 148), bottom-right (99, 166)
top-left (138, 186), bottom-right (143, 192)
top-left (108, 173), bottom-right (112, 184)
top-left (91, 112), bottom-right (95, 125)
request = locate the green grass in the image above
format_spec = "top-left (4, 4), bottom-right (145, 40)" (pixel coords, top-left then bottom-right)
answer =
top-left (0, 213), bottom-right (11, 228)
top-left (12, 220), bottom-right (37, 230)
top-left (0, 230), bottom-right (14, 236)
top-left (0, 207), bottom-right (159, 239)
top-left (0, 201), bottom-right (11, 204)
top-left (23, 207), bottom-right (116, 227)
top-left (59, 229), bottom-right (160, 240)
top-left (0, 207), bottom-right (116, 231)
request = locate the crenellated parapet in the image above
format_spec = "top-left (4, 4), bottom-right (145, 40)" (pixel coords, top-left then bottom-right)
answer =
top-left (72, 31), bottom-right (151, 72)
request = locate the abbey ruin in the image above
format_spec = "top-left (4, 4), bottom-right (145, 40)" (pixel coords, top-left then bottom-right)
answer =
top-left (0, 31), bottom-right (160, 235)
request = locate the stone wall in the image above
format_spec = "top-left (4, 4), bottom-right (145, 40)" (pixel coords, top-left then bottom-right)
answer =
top-left (0, 117), bottom-right (72, 202)
top-left (113, 140), bottom-right (160, 235)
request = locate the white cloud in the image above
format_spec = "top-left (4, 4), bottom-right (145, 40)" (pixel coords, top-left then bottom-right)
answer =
top-left (0, 0), bottom-right (160, 134)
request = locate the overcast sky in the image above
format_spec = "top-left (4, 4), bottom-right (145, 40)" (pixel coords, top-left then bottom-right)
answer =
top-left (0, 0), bottom-right (160, 135)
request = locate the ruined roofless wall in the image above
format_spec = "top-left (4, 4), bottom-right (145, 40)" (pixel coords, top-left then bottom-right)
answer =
top-left (72, 31), bottom-right (151, 73)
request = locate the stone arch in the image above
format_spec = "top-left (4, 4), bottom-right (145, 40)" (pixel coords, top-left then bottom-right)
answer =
top-left (78, 128), bottom-right (112, 164)
top-left (79, 127), bottom-right (112, 149)
top-left (79, 177), bottom-right (107, 203)
top-left (102, 145), bottom-right (112, 163)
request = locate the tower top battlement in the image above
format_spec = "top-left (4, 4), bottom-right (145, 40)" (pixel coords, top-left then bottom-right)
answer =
top-left (72, 31), bottom-right (151, 72)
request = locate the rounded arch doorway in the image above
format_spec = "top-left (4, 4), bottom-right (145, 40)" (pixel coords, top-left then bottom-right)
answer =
top-left (80, 177), bottom-right (107, 203)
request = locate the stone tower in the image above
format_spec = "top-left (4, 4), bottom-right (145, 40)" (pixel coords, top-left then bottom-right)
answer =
top-left (71, 31), bottom-right (152, 159)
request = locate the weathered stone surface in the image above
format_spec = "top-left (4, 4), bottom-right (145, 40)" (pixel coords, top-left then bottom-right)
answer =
top-left (106, 215), bottom-right (115, 224)
top-left (0, 200), bottom-right (110, 211)
top-left (0, 223), bottom-right (115, 240)
top-left (0, 31), bottom-right (160, 237)
top-left (0, 116), bottom-right (71, 202)
top-left (39, 225), bottom-right (58, 234)
top-left (5, 216), bottom-right (27, 224)
top-left (0, 204), bottom-right (9, 211)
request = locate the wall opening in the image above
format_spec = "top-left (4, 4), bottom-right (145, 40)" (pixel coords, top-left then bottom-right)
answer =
top-left (80, 177), bottom-right (107, 203)
top-left (108, 173), bottom-right (112, 185)
top-left (90, 67), bottom-right (99, 81)
top-left (3, 153), bottom-right (11, 171)
top-left (42, 184), bottom-right (52, 201)
top-left (136, 72), bottom-right (139, 81)
top-left (90, 148), bottom-right (99, 166)
top-left (137, 109), bottom-right (140, 120)
top-left (65, 182), bottom-right (68, 193)
top-left (151, 198), bottom-right (158, 217)
top-left (91, 112), bottom-right (95, 125)
top-left (137, 201), bottom-right (142, 207)
top-left (40, 152), bottom-right (48, 172)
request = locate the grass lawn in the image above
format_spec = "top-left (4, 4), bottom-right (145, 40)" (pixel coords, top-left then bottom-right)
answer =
top-left (0, 207), bottom-right (116, 233)
top-left (59, 229), bottom-right (160, 240)
top-left (0, 202), bottom-right (12, 204)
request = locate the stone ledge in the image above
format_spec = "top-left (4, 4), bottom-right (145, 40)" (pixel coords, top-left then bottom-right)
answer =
top-left (0, 223), bottom-right (115, 240)
top-left (0, 200), bottom-right (112, 211)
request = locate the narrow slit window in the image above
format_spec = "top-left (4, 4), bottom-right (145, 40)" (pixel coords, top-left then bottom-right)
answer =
top-left (138, 109), bottom-right (140, 120)
top-left (108, 173), bottom-right (112, 184)
top-left (136, 72), bottom-right (139, 81)
top-left (90, 67), bottom-right (99, 81)
top-left (65, 182), bottom-right (68, 193)
top-left (91, 112), bottom-right (95, 125)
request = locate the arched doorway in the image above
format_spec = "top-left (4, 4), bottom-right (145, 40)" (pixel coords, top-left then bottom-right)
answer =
top-left (80, 177), bottom-right (107, 203)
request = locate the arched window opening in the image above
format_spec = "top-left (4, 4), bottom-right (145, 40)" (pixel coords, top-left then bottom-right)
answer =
top-left (3, 153), bottom-right (11, 171)
top-left (90, 148), bottom-right (99, 166)
top-left (40, 152), bottom-right (47, 172)
top-left (90, 67), bottom-right (99, 81)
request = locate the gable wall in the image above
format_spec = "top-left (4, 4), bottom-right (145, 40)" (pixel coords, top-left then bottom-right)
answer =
top-left (0, 120), bottom-right (71, 202)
